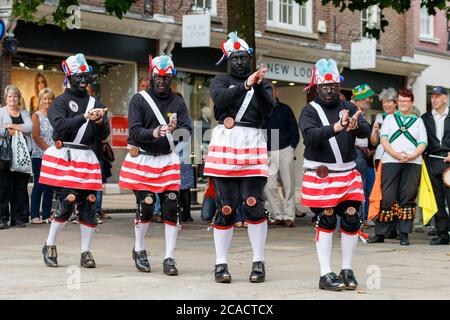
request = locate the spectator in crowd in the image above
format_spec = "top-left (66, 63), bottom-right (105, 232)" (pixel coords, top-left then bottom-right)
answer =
top-left (201, 177), bottom-right (216, 222)
top-left (369, 87), bottom-right (399, 238)
top-left (368, 89), bottom-right (427, 246)
top-left (138, 77), bottom-right (150, 91)
top-left (0, 85), bottom-right (33, 229)
top-left (176, 123), bottom-right (195, 222)
top-left (352, 84), bottom-right (375, 223)
top-left (30, 73), bottom-right (48, 115)
top-left (421, 86), bottom-right (450, 245)
top-left (30, 88), bottom-right (55, 224)
top-left (264, 84), bottom-right (300, 227)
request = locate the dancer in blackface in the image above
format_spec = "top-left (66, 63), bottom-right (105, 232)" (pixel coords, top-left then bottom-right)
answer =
top-left (299, 59), bottom-right (371, 291)
top-left (119, 54), bottom-right (192, 275)
top-left (203, 32), bottom-right (275, 283)
top-left (41, 53), bottom-right (110, 268)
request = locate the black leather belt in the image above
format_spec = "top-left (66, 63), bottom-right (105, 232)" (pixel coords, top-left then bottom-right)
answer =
top-left (62, 143), bottom-right (90, 150)
top-left (139, 150), bottom-right (170, 157)
top-left (218, 120), bottom-right (261, 128)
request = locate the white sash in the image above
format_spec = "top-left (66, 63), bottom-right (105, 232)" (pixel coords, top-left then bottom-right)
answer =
top-left (73, 96), bottom-right (96, 144)
top-left (139, 91), bottom-right (175, 151)
top-left (235, 88), bottom-right (254, 122)
top-left (309, 101), bottom-right (343, 164)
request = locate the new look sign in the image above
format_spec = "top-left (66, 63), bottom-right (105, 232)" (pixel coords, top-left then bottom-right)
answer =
top-left (263, 57), bottom-right (314, 84)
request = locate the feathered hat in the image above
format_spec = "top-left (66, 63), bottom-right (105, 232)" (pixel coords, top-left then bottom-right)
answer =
top-left (304, 58), bottom-right (343, 92)
top-left (216, 32), bottom-right (254, 65)
top-left (61, 53), bottom-right (93, 87)
top-left (148, 54), bottom-right (176, 78)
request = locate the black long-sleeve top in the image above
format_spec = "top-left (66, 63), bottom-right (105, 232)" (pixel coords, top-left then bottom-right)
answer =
top-left (264, 99), bottom-right (300, 151)
top-left (299, 97), bottom-right (371, 163)
top-left (210, 73), bottom-right (275, 126)
top-left (127, 88), bottom-right (192, 154)
top-left (49, 89), bottom-right (110, 145)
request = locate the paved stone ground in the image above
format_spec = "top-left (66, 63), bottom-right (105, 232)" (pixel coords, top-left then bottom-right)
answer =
top-left (1, 210), bottom-right (450, 300)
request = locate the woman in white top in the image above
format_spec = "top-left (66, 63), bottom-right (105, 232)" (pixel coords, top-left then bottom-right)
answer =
top-left (374, 89), bottom-right (427, 246)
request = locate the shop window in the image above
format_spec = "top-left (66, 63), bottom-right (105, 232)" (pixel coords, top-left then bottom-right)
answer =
top-left (191, 0), bottom-right (217, 16)
top-left (266, 0), bottom-right (312, 33)
top-left (420, 7), bottom-right (434, 39)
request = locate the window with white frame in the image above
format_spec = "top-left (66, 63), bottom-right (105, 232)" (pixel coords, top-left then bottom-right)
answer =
top-left (266, 0), bottom-right (313, 33)
top-left (361, 5), bottom-right (378, 38)
top-left (420, 7), bottom-right (434, 38)
top-left (192, 0), bottom-right (217, 16)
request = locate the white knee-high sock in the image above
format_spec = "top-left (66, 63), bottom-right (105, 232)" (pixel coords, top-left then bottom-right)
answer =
top-left (46, 220), bottom-right (67, 246)
top-left (80, 224), bottom-right (96, 253)
top-left (214, 227), bottom-right (233, 265)
top-left (341, 232), bottom-right (358, 270)
top-left (165, 223), bottom-right (178, 259)
top-left (247, 220), bottom-right (268, 262)
top-left (316, 230), bottom-right (333, 276)
top-left (134, 222), bottom-right (150, 251)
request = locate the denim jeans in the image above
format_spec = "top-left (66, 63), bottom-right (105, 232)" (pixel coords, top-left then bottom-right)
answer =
top-left (30, 157), bottom-right (54, 220)
top-left (96, 190), bottom-right (103, 215)
top-left (154, 193), bottom-right (161, 215)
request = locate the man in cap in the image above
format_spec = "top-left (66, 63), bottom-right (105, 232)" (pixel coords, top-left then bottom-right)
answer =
top-left (299, 59), bottom-right (371, 291)
top-left (119, 54), bottom-right (192, 275)
top-left (41, 53), bottom-right (110, 268)
top-left (203, 32), bottom-right (275, 283)
top-left (421, 86), bottom-right (450, 245)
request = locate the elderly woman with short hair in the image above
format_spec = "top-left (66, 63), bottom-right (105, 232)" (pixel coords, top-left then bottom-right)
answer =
top-left (30, 88), bottom-right (55, 224)
top-left (0, 85), bottom-right (33, 229)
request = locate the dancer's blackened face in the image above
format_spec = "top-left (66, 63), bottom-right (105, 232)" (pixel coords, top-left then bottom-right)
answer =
top-left (229, 51), bottom-right (251, 76)
top-left (317, 83), bottom-right (340, 105)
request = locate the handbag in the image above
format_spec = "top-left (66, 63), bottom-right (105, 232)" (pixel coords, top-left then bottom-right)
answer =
top-left (101, 140), bottom-right (115, 162)
top-left (0, 129), bottom-right (12, 170)
top-left (10, 130), bottom-right (32, 173)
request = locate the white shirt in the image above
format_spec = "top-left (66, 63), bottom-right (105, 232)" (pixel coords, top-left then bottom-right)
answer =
top-left (373, 113), bottom-right (385, 160)
top-left (432, 107), bottom-right (449, 143)
top-left (380, 112), bottom-right (428, 165)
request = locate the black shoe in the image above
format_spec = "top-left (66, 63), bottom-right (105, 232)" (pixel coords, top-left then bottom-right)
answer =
top-left (10, 222), bottom-right (26, 228)
top-left (339, 269), bottom-right (358, 290)
top-left (42, 243), bottom-right (58, 267)
top-left (430, 236), bottom-right (449, 245)
top-left (0, 222), bottom-right (9, 230)
top-left (385, 230), bottom-right (398, 239)
top-left (163, 257), bottom-right (179, 276)
top-left (132, 248), bottom-right (151, 272)
top-left (214, 263), bottom-right (232, 283)
top-left (319, 272), bottom-right (346, 291)
top-left (249, 261), bottom-right (266, 283)
top-left (80, 251), bottom-right (96, 268)
top-left (399, 233), bottom-right (410, 246)
top-left (367, 235), bottom-right (384, 243)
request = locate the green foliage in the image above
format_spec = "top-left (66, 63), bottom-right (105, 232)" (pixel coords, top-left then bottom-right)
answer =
top-left (12, 0), bottom-right (137, 28)
top-left (294, 0), bottom-right (450, 39)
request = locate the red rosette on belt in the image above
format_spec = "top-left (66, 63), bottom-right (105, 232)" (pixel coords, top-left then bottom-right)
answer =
top-left (55, 140), bottom-right (63, 149)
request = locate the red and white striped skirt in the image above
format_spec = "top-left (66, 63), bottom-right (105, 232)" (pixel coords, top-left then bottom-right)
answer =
top-left (301, 169), bottom-right (364, 208)
top-left (203, 125), bottom-right (268, 178)
top-left (118, 152), bottom-right (180, 193)
top-left (39, 146), bottom-right (102, 191)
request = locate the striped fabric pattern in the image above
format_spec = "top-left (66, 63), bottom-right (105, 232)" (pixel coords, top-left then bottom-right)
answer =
top-left (204, 125), bottom-right (268, 177)
top-left (39, 146), bottom-right (102, 191)
top-left (301, 169), bottom-right (364, 208)
top-left (119, 152), bottom-right (180, 192)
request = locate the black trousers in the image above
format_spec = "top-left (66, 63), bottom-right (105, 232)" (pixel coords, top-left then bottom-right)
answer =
top-left (375, 163), bottom-right (421, 235)
top-left (213, 177), bottom-right (268, 227)
top-left (0, 168), bottom-right (30, 225)
top-left (425, 157), bottom-right (450, 239)
top-left (310, 200), bottom-right (362, 233)
top-left (133, 190), bottom-right (179, 225)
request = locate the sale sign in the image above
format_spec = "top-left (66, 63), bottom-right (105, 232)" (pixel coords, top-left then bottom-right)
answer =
top-left (111, 116), bottom-right (129, 148)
